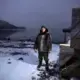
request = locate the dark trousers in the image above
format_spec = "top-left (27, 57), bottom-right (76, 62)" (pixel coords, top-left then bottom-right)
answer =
top-left (38, 52), bottom-right (49, 68)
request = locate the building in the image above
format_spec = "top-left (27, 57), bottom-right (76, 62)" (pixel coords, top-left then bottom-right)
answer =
top-left (60, 8), bottom-right (80, 79)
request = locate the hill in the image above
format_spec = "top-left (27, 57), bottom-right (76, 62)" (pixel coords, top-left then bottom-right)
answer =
top-left (0, 20), bottom-right (25, 40)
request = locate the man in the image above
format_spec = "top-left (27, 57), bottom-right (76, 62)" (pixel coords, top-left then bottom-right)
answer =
top-left (34, 26), bottom-right (52, 71)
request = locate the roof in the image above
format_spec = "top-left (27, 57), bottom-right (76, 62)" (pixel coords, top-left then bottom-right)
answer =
top-left (63, 20), bottom-right (80, 33)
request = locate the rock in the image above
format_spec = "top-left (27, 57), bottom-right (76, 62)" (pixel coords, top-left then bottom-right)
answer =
top-left (8, 62), bottom-right (11, 64)
top-left (32, 76), bottom-right (36, 80)
top-left (18, 57), bottom-right (24, 61)
top-left (11, 52), bottom-right (21, 55)
top-left (8, 58), bottom-right (11, 60)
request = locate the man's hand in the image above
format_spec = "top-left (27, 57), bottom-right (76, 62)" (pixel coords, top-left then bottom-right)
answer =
top-left (49, 49), bottom-right (52, 53)
top-left (34, 49), bottom-right (37, 53)
top-left (49, 51), bottom-right (51, 53)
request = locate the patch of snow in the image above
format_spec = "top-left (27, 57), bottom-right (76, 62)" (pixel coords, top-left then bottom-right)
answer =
top-left (0, 41), bottom-right (60, 80)
top-left (0, 57), bottom-right (37, 80)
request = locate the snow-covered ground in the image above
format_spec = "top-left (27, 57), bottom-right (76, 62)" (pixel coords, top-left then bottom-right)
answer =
top-left (0, 40), bottom-right (34, 48)
top-left (0, 41), bottom-right (60, 80)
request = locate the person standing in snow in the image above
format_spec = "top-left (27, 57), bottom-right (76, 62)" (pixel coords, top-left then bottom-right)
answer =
top-left (34, 26), bottom-right (52, 71)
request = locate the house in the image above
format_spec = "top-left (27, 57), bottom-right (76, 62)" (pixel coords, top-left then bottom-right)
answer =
top-left (60, 8), bottom-right (80, 79)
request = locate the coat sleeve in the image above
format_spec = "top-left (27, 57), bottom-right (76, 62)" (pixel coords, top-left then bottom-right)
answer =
top-left (47, 33), bottom-right (52, 51)
top-left (34, 35), bottom-right (38, 49)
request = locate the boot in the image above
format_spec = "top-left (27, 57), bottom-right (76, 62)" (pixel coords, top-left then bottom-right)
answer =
top-left (45, 60), bottom-right (49, 71)
top-left (37, 64), bottom-right (41, 69)
top-left (46, 66), bottom-right (49, 71)
top-left (37, 60), bottom-right (42, 69)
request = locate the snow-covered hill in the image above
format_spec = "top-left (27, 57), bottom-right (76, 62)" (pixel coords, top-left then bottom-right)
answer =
top-left (0, 41), bottom-right (60, 80)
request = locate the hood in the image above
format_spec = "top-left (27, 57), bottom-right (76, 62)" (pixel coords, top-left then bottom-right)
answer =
top-left (40, 26), bottom-right (48, 34)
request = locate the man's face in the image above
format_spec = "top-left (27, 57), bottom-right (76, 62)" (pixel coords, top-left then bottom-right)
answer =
top-left (42, 28), bottom-right (46, 33)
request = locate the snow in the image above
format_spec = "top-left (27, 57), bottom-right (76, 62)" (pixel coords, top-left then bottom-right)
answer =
top-left (0, 57), bottom-right (37, 80)
top-left (0, 40), bottom-right (34, 48)
top-left (0, 41), bottom-right (60, 80)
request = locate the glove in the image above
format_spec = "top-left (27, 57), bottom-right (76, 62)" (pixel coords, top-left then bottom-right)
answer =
top-left (49, 49), bottom-right (51, 53)
top-left (49, 50), bottom-right (51, 53)
top-left (34, 49), bottom-right (37, 53)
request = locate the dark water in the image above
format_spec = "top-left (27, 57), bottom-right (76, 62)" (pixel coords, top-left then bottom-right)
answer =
top-left (0, 28), bottom-right (64, 43)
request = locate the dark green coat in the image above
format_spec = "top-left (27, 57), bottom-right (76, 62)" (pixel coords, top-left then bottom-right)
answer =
top-left (34, 32), bottom-right (52, 53)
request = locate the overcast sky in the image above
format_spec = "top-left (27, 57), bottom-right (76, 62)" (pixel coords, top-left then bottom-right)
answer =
top-left (0, 0), bottom-right (80, 28)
